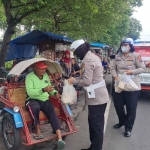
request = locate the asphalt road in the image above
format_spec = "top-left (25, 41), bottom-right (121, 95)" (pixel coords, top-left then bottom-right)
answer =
top-left (103, 91), bottom-right (150, 150)
top-left (0, 75), bottom-right (150, 150)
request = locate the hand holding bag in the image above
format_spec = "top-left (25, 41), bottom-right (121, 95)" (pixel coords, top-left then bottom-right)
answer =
top-left (61, 80), bottom-right (77, 104)
top-left (118, 73), bottom-right (139, 91)
top-left (114, 80), bottom-right (123, 93)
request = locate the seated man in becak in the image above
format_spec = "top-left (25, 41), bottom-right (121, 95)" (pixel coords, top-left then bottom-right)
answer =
top-left (25, 61), bottom-right (65, 149)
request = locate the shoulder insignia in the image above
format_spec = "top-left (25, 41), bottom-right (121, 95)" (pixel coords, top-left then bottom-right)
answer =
top-left (137, 55), bottom-right (142, 63)
top-left (81, 63), bottom-right (85, 74)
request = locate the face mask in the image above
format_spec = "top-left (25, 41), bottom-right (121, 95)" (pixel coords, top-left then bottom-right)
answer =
top-left (121, 46), bottom-right (129, 53)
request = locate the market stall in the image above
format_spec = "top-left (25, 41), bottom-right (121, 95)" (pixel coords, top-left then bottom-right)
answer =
top-left (6, 30), bottom-right (73, 62)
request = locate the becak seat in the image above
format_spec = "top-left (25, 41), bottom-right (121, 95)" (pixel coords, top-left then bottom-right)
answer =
top-left (8, 87), bottom-right (60, 123)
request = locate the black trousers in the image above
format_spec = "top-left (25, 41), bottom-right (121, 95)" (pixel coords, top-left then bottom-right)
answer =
top-left (113, 91), bottom-right (140, 131)
top-left (88, 103), bottom-right (107, 150)
top-left (25, 99), bottom-right (61, 132)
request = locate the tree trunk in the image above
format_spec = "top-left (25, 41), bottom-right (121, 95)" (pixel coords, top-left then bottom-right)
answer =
top-left (0, 23), bottom-right (16, 67)
top-left (0, 23), bottom-right (16, 81)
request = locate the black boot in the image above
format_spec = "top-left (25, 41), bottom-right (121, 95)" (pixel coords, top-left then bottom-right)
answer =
top-left (124, 131), bottom-right (131, 137)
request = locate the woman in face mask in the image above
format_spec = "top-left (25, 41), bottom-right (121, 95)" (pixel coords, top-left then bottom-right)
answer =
top-left (111, 38), bottom-right (146, 137)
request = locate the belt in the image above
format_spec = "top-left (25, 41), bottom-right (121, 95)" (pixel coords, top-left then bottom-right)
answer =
top-left (91, 80), bottom-right (105, 89)
top-left (84, 80), bottom-right (105, 98)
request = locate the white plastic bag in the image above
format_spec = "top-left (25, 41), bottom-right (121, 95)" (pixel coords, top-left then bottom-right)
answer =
top-left (114, 80), bottom-right (123, 93)
top-left (118, 73), bottom-right (139, 91)
top-left (61, 80), bottom-right (77, 104)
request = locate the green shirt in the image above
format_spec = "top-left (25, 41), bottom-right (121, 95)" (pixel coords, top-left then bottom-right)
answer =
top-left (25, 72), bottom-right (57, 101)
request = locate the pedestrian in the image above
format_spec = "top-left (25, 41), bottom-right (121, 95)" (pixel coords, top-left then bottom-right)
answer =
top-left (102, 58), bottom-right (109, 73)
top-left (95, 49), bottom-right (102, 60)
top-left (71, 58), bottom-right (81, 77)
top-left (111, 38), bottom-right (146, 137)
top-left (68, 39), bottom-right (110, 150)
top-left (60, 50), bottom-right (72, 79)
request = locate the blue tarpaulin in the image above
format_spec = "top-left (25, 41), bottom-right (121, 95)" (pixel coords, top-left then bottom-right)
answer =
top-left (9, 30), bottom-right (73, 45)
top-left (6, 30), bottom-right (73, 61)
top-left (90, 43), bottom-right (107, 48)
top-left (6, 44), bottom-right (38, 61)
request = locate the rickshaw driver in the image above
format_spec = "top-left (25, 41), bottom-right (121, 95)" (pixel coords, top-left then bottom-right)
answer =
top-left (25, 61), bottom-right (65, 149)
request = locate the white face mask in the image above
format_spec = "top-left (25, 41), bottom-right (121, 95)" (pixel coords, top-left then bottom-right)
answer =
top-left (121, 46), bottom-right (129, 53)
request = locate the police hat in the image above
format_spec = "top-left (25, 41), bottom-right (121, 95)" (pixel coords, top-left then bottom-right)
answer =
top-left (121, 38), bottom-right (133, 45)
top-left (70, 39), bottom-right (85, 52)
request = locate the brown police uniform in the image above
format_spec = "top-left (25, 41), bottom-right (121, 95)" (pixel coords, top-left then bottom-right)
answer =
top-left (73, 51), bottom-right (109, 150)
top-left (111, 52), bottom-right (146, 132)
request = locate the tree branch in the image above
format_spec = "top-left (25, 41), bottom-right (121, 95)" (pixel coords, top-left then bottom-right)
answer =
top-left (11, 1), bottom-right (38, 9)
top-left (15, 5), bottom-right (45, 23)
top-left (14, 10), bottom-right (20, 19)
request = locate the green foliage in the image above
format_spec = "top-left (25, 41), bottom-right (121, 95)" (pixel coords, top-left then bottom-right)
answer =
top-left (0, 0), bottom-right (143, 45)
top-left (130, 0), bottom-right (143, 7)
top-left (126, 17), bottom-right (142, 40)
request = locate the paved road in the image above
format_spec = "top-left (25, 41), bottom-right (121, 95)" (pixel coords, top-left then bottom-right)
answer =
top-left (103, 91), bottom-right (150, 150)
top-left (1, 74), bottom-right (150, 150)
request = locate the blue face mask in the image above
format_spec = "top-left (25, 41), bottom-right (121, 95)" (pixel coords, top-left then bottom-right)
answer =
top-left (121, 46), bottom-right (129, 53)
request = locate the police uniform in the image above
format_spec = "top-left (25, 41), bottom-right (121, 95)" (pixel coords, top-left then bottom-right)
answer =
top-left (72, 51), bottom-right (110, 150)
top-left (111, 52), bottom-right (146, 133)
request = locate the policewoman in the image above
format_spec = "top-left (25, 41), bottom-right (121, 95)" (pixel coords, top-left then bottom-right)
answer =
top-left (111, 38), bottom-right (146, 137)
top-left (68, 40), bottom-right (109, 150)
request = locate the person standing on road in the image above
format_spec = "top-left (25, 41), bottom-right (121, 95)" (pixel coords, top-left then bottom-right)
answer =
top-left (68, 39), bottom-right (110, 150)
top-left (111, 38), bottom-right (146, 137)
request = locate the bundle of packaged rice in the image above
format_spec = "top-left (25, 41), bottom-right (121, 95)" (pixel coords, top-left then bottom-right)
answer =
top-left (41, 50), bottom-right (55, 60)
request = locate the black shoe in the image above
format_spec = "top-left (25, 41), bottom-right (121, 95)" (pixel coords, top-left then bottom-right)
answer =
top-left (124, 131), bottom-right (131, 137)
top-left (113, 123), bottom-right (124, 128)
